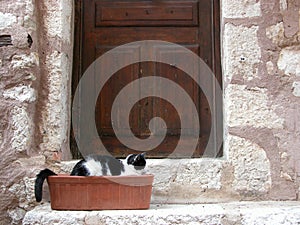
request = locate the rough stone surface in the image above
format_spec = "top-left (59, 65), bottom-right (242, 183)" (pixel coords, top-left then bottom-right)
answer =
top-left (279, 0), bottom-right (288, 11)
top-left (282, 7), bottom-right (300, 38)
top-left (223, 24), bottom-right (261, 82)
top-left (277, 48), bottom-right (300, 76)
top-left (225, 84), bottom-right (284, 129)
top-left (266, 20), bottom-right (300, 48)
top-left (222, 0), bottom-right (300, 205)
top-left (0, 12), bottom-right (17, 29)
top-left (3, 85), bottom-right (36, 103)
top-left (10, 106), bottom-right (31, 154)
top-left (23, 202), bottom-right (300, 225)
top-left (292, 81), bottom-right (300, 97)
top-left (266, 22), bottom-right (286, 46)
top-left (228, 135), bottom-right (271, 195)
top-left (39, 51), bottom-right (70, 156)
top-left (10, 53), bottom-right (39, 70)
top-left (8, 207), bottom-right (26, 225)
top-left (44, 1), bottom-right (73, 43)
top-left (0, 0), bottom-right (73, 224)
top-left (222, 0), bottom-right (261, 18)
top-left (37, 0), bottom-right (74, 160)
top-left (146, 159), bottom-right (227, 203)
top-left (11, 28), bottom-right (32, 49)
top-left (8, 178), bottom-right (35, 211)
top-left (265, 61), bottom-right (274, 75)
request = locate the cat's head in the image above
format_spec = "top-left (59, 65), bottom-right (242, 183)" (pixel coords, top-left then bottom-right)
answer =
top-left (126, 152), bottom-right (146, 170)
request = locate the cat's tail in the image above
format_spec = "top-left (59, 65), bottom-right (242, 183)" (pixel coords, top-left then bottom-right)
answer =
top-left (35, 168), bottom-right (57, 202)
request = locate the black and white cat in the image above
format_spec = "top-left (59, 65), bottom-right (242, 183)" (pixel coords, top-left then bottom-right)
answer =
top-left (35, 153), bottom-right (146, 202)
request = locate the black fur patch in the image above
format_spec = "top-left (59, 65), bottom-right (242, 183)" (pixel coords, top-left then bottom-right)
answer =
top-left (88, 155), bottom-right (125, 176)
top-left (35, 169), bottom-right (57, 202)
top-left (70, 159), bottom-right (90, 176)
top-left (127, 153), bottom-right (146, 170)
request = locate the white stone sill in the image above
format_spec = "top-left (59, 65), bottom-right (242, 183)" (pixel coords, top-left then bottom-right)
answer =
top-left (59, 158), bottom-right (228, 171)
top-left (23, 201), bottom-right (300, 225)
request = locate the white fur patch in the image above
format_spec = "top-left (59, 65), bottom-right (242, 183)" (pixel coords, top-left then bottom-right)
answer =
top-left (84, 159), bottom-right (112, 176)
top-left (83, 157), bottom-right (146, 176)
top-left (120, 161), bottom-right (146, 176)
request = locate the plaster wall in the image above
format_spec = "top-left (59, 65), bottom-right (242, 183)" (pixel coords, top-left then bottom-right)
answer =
top-left (0, 0), bottom-right (299, 224)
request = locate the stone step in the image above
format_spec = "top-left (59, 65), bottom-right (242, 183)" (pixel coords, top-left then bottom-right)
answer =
top-left (23, 201), bottom-right (300, 225)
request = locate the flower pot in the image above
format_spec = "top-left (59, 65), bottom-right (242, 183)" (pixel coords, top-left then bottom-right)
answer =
top-left (47, 174), bottom-right (154, 210)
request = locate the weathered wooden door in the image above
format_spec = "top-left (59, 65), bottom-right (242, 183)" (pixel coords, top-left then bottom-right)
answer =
top-left (72, 0), bottom-right (222, 158)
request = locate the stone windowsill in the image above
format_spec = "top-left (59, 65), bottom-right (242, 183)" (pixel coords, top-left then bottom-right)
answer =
top-left (23, 201), bottom-right (300, 225)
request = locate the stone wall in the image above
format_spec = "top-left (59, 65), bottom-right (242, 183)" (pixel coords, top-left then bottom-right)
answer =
top-left (223, 0), bottom-right (300, 200)
top-left (0, 0), bottom-right (73, 224)
top-left (0, 0), bottom-right (299, 224)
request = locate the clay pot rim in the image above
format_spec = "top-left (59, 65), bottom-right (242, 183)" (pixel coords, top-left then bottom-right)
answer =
top-left (51, 174), bottom-right (154, 178)
top-left (47, 174), bottom-right (154, 186)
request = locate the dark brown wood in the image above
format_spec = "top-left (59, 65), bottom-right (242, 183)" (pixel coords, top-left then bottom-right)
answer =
top-left (71, 0), bottom-right (222, 158)
top-left (213, 0), bottom-right (223, 157)
top-left (0, 35), bottom-right (12, 47)
top-left (95, 1), bottom-right (198, 26)
top-left (70, 0), bottom-right (83, 159)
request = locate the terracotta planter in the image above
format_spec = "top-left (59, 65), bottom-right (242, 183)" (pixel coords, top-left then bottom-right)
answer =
top-left (47, 174), bottom-right (154, 210)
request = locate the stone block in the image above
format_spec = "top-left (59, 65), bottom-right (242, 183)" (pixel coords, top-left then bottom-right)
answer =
top-left (44, 0), bottom-right (73, 43)
top-left (228, 135), bottom-right (271, 195)
top-left (266, 22), bottom-right (285, 46)
top-left (11, 28), bottom-right (32, 49)
top-left (282, 9), bottom-right (299, 38)
top-left (223, 24), bottom-right (261, 82)
top-left (0, 12), bottom-right (17, 29)
top-left (292, 82), bottom-right (300, 97)
top-left (10, 106), bottom-right (31, 153)
top-left (222, 0), bottom-right (261, 18)
top-left (8, 207), bottom-right (26, 225)
top-left (266, 61), bottom-right (274, 75)
top-left (40, 51), bottom-right (70, 153)
top-left (11, 52), bottom-right (39, 69)
top-left (225, 84), bottom-right (284, 129)
top-left (278, 48), bottom-right (300, 76)
top-left (3, 85), bottom-right (36, 103)
top-left (279, 0), bottom-right (287, 11)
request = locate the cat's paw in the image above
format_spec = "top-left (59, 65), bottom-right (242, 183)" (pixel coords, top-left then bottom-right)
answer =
top-left (141, 169), bottom-right (149, 175)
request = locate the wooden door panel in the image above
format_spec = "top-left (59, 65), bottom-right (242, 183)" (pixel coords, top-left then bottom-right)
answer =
top-left (95, 27), bottom-right (199, 46)
top-left (95, 1), bottom-right (198, 26)
top-left (152, 45), bottom-right (200, 135)
top-left (95, 45), bottom-right (141, 136)
top-left (72, 0), bottom-right (222, 158)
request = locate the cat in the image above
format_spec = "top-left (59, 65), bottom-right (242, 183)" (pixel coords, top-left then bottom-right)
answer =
top-left (35, 152), bottom-right (146, 202)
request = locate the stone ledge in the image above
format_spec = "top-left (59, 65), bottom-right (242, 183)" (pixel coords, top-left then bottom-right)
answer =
top-left (23, 201), bottom-right (300, 225)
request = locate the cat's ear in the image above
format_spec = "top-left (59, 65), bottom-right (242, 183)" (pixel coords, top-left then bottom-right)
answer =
top-left (135, 152), bottom-right (146, 161)
top-left (139, 152), bottom-right (146, 158)
top-left (126, 154), bottom-right (136, 165)
top-left (126, 152), bottom-right (146, 167)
